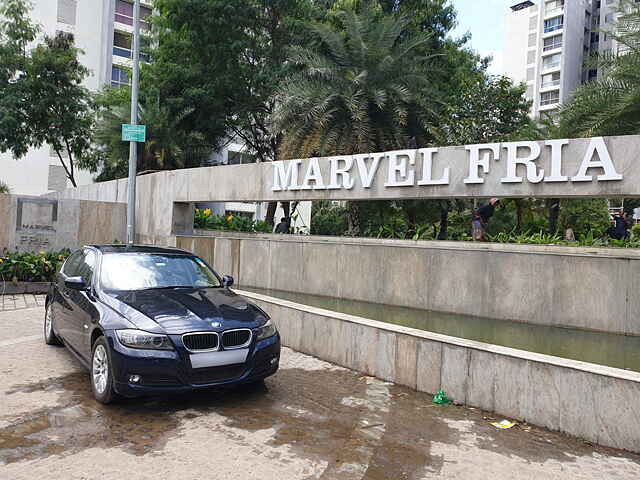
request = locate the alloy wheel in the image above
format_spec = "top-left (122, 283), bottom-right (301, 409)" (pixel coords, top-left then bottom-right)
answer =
top-left (92, 345), bottom-right (109, 395)
top-left (45, 306), bottom-right (53, 338)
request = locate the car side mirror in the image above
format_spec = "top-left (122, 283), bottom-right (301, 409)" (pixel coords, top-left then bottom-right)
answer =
top-left (65, 276), bottom-right (88, 291)
top-left (222, 275), bottom-right (234, 288)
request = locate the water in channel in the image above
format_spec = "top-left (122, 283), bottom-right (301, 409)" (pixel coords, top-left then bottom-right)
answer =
top-left (238, 286), bottom-right (640, 373)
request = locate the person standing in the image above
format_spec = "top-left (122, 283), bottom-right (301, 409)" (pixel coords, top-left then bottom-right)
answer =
top-left (612, 212), bottom-right (630, 240)
top-left (274, 217), bottom-right (291, 234)
top-left (472, 198), bottom-right (499, 242)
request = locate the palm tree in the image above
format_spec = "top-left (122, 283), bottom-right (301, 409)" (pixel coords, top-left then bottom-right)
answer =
top-left (0, 180), bottom-right (9, 194)
top-left (272, 5), bottom-right (439, 234)
top-left (94, 93), bottom-right (205, 180)
top-left (559, 0), bottom-right (640, 136)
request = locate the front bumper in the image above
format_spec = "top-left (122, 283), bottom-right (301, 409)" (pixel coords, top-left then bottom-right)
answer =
top-left (105, 331), bottom-right (281, 397)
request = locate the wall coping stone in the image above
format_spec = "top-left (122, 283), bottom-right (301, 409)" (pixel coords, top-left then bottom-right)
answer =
top-left (185, 231), bottom-right (640, 260)
top-left (235, 288), bottom-right (640, 384)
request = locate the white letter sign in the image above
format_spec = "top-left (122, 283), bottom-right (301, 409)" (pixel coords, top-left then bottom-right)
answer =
top-left (355, 154), bottom-right (382, 188)
top-left (417, 148), bottom-right (449, 185)
top-left (572, 137), bottom-right (623, 182)
top-left (384, 150), bottom-right (415, 187)
top-left (272, 159), bottom-right (301, 191)
top-left (501, 141), bottom-right (543, 184)
top-left (327, 156), bottom-right (354, 189)
top-left (464, 144), bottom-right (500, 184)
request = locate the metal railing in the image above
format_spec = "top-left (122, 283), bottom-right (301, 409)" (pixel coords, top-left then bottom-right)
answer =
top-left (543, 41), bottom-right (563, 51)
top-left (541, 79), bottom-right (561, 88)
top-left (544, 24), bottom-right (563, 33)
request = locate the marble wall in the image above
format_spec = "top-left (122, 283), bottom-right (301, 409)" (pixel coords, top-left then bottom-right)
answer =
top-left (176, 233), bottom-right (640, 336)
top-left (240, 289), bottom-right (640, 453)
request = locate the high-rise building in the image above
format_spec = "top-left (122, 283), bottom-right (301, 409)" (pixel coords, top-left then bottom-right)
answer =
top-left (0, 0), bottom-right (152, 195)
top-left (503, 0), bottom-right (623, 119)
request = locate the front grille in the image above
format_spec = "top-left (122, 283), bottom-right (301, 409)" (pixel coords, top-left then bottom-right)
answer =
top-left (222, 329), bottom-right (252, 348)
top-left (189, 364), bottom-right (246, 385)
top-left (183, 332), bottom-right (219, 351)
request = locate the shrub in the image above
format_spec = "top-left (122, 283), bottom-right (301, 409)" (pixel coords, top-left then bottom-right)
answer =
top-left (311, 202), bottom-right (348, 236)
top-left (194, 209), bottom-right (273, 233)
top-left (0, 249), bottom-right (70, 283)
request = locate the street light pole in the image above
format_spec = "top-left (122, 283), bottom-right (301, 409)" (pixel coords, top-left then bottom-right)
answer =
top-left (126, 0), bottom-right (141, 245)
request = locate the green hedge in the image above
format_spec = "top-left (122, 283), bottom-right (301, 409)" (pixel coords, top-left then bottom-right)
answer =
top-left (194, 209), bottom-right (272, 233)
top-left (0, 249), bottom-right (70, 283)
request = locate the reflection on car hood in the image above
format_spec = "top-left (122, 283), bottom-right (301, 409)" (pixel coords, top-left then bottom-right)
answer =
top-left (101, 288), bottom-right (267, 334)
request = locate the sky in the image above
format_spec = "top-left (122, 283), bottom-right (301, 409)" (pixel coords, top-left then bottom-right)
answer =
top-left (449, 0), bottom-right (513, 75)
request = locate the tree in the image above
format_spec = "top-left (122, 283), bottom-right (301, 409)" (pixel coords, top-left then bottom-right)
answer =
top-left (430, 75), bottom-right (533, 238)
top-left (0, 179), bottom-right (9, 193)
top-left (25, 32), bottom-right (96, 187)
top-left (432, 75), bottom-right (533, 145)
top-left (91, 88), bottom-right (205, 180)
top-left (0, 0), bottom-right (96, 187)
top-left (273, 5), bottom-right (442, 234)
top-left (558, 0), bottom-right (640, 136)
top-left (0, 0), bottom-right (38, 158)
top-left (148, 0), bottom-right (323, 225)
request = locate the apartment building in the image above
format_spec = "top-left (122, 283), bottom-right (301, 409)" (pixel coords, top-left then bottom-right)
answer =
top-left (0, 0), bottom-right (152, 195)
top-left (503, 0), bottom-right (618, 119)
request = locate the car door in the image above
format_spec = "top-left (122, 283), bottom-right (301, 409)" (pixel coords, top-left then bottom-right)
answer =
top-left (56, 250), bottom-right (84, 343)
top-left (65, 249), bottom-right (99, 361)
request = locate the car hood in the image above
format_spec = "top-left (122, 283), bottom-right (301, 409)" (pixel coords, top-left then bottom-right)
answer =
top-left (101, 288), bottom-right (268, 334)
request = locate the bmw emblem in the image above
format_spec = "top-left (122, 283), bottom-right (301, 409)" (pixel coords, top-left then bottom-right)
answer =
top-left (211, 321), bottom-right (222, 328)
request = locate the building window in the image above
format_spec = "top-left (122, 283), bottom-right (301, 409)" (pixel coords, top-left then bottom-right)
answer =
top-left (57, 0), bottom-right (77, 25)
top-left (111, 66), bottom-right (130, 88)
top-left (540, 90), bottom-right (560, 106)
top-left (545, 0), bottom-right (564, 15)
top-left (113, 31), bottom-right (150, 61)
top-left (543, 34), bottom-right (563, 51)
top-left (115, 0), bottom-right (152, 30)
top-left (542, 53), bottom-right (561, 69)
top-left (541, 71), bottom-right (561, 88)
top-left (605, 13), bottom-right (614, 23)
top-left (544, 16), bottom-right (563, 33)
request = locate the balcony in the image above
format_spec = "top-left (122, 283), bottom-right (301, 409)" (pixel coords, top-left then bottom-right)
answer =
top-left (543, 41), bottom-right (563, 51)
top-left (542, 61), bottom-right (561, 71)
top-left (113, 46), bottom-right (150, 62)
top-left (545, 6), bottom-right (564, 17)
top-left (541, 79), bottom-right (561, 89)
top-left (544, 23), bottom-right (563, 33)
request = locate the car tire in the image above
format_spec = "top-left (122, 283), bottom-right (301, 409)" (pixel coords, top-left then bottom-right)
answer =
top-left (44, 303), bottom-right (62, 346)
top-left (91, 337), bottom-right (117, 404)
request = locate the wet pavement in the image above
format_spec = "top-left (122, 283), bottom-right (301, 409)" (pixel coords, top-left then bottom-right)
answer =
top-left (1, 307), bottom-right (640, 479)
top-left (0, 293), bottom-right (45, 312)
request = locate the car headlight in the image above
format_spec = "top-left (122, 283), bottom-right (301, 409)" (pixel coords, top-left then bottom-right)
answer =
top-left (116, 329), bottom-right (174, 350)
top-left (255, 319), bottom-right (277, 341)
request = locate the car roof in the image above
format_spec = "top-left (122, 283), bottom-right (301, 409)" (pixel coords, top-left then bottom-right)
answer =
top-left (88, 244), bottom-right (192, 255)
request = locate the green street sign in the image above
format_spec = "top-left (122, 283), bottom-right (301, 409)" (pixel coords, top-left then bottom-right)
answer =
top-left (122, 124), bottom-right (146, 142)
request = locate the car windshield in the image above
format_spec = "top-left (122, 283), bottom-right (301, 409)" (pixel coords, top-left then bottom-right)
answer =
top-left (100, 253), bottom-right (221, 291)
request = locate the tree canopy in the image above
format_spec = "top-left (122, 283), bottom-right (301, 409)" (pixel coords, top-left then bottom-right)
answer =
top-left (0, 0), bottom-right (95, 187)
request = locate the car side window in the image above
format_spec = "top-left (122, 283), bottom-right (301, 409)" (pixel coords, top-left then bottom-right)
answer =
top-left (76, 250), bottom-right (97, 285)
top-left (62, 251), bottom-right (84, 277)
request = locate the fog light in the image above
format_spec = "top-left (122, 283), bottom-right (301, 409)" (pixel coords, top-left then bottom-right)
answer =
top-left (129, 375), bottom-right (141, 383)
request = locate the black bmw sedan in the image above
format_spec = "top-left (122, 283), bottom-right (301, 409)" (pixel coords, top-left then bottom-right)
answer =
top-left (45, 245), bottom-right (280, 404)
